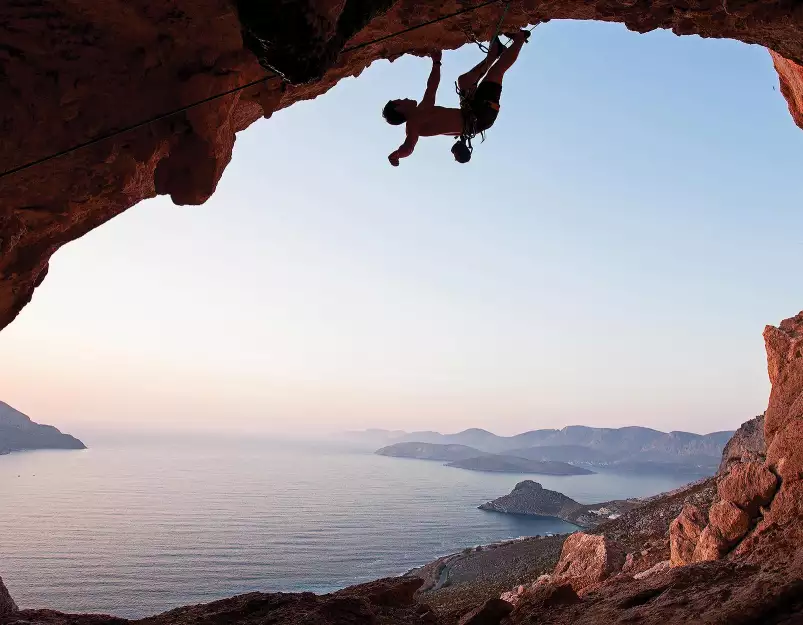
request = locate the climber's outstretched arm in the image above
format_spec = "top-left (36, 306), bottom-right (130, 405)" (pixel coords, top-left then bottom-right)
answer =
top-left (388, 133), bottom-right (419, 166)
top-left (421, 51), bottom-right (442, 107)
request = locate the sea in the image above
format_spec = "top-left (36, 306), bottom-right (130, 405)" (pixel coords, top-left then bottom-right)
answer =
top-left (0, 431), bottom-right (695, 618)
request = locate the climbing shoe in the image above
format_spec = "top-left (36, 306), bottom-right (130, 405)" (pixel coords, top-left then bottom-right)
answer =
top-left (503, 30), bottom-right (531, 42)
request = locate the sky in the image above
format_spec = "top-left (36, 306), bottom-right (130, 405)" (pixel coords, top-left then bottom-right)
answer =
top-left (1, 20), bottom-right (802, 437)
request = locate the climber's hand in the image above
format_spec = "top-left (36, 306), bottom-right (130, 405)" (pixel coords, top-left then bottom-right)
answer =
top-left (388, 153), bottom-right (400, 167)
top-left (430, 50), bottom-right (442, 63)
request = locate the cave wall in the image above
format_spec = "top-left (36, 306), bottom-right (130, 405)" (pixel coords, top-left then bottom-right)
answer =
top-left (2, 0), bottom-right (803, 330)
top-left (772, 51), bottom-right (803, 130)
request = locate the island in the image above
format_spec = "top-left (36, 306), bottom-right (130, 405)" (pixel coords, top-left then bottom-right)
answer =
top-left (0, 401), bottom-right (86, 455)
top-left (479, 480), bottom-right (639, 528)
top-left (375, 442), bottom-right (492, 461)
top-left (365, 425), bottom-right (735, 477)
top-left (376, 442), bottom-right (593, 475)
top-left (446, 455), bottom-right (593, 475)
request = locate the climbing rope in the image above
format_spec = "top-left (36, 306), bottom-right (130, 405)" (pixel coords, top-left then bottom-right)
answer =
top-left (342, 0), bottom-right (508, 54)
top-left (457, 1), bottom-right (532, 157)
top-left (473, 1), bottom-right (511, 53)
top-left (0, 0), bottom-right (534, 180)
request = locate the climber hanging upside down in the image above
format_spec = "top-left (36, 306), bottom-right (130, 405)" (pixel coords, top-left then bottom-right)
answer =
top-left (383, 29), bottom-right (530, 165)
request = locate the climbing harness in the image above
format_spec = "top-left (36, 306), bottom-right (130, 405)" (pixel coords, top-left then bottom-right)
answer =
top-left (455, 0), bottom-right (508, 158)
top-left (453, 2), bottom-right (540, 159)
top-left (454, 81), bottom-right (480, 158)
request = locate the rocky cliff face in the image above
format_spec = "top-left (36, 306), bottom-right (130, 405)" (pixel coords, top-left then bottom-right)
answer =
top-left (0, 401), bottom-right (86, 455)
top-left (718, 414), bottom-right (765, 473)
top-left (773, 51), bottom-right (803, 130)
top-left (480, 480), bottom-right (639, 528)
top-left (493, 311), bottom-right (803, 624)
top-left (664, 313), bottom-right (803, 567)
top-left (2, 0), bottom-right (803, 329)
top-left (4, 577), bottom-right (443, 625)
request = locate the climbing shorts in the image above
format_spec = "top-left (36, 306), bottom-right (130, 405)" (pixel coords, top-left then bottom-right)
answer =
top-left (467, 80), bottom-right (502, 131)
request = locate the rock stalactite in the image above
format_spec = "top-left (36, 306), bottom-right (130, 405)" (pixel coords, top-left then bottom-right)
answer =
top-left (2, 0), bottom-right (803, 329)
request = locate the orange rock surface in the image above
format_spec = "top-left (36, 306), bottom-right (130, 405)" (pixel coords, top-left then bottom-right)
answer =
top-left (707, 500), bottom-right (750, 544)
top-left (760, 312), bottom-right (803, 533)
top-left (716, 461), bottom-right (778, 517)
top-left (552, 533), bottom-right (625, 593)
top-left (668, 504), bottom-right (706, 566)
top-left (772, 52), bottom-right (803, 130)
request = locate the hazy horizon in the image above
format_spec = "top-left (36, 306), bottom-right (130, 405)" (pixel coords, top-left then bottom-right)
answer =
top-left (2, 403), bottom-right (751, 440)
top-left (2, 21), bottom-right (800, 437)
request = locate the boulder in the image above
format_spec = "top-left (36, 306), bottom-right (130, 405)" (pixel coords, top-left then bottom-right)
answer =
top-left (708, 500), bottom-right (751, 544)
top-left (520, 581), bottom-right (579, 608)
top-left (0, 577), bottom-right (18, 616)
top-left (692, 526), bottom-right (728, 562)
top-left (717, 462), bottom-right (778, 516)
top-left (622, 552), bottom-right (636, 574)
top-left (458, 598), bottom-right (513, 625)
top-left (500, 575), bottom-right (553, 607)
top-left (504, 580), bottom-right (579, 615)
top-left (622, 544), bottom-right (671, 577)
top-left (552, 533), bottom-right (625, 593)
top-left (500, 585), bottom-right (528, 606)
top-left (633, 560), bottom-right (671, 580)
top-left (669, 504), bottom-right (706, 567)
top-left (766, 420), bottom-right (803, 486)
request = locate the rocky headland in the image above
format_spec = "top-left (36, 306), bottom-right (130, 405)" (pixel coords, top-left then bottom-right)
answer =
top-left (479, 480), bottom-right (638, 528)
top-left (446, 457), bottom-right (593, 476)
top-left (376, 442), bottom-right (594, 475)
top-left (0, 401), bottom-right (86, 455)
top-left (376, 442), bottom-right (493, 461)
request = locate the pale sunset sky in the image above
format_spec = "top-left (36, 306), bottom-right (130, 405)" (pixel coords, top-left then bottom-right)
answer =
top-left (1, 21), bottom-right (801, 436)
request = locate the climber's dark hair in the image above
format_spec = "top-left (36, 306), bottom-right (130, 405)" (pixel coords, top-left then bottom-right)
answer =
top-left (382, 101), bottom-right (407, 125)
top-left (451, 139), bottom-right (472, 164)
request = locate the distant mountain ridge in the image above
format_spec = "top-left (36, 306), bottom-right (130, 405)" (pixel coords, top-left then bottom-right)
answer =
top-left (0, 401), bottom-right (86, 455)
top-left (400, 426), bottom-right (731, 455)
top-left (364, 425), bottom-right (735, 476)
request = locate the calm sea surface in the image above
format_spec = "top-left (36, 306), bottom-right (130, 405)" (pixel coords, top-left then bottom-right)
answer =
top-left (0, 432), bottom-right (692, 618)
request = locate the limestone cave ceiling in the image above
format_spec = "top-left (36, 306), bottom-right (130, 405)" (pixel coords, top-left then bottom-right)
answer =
top-left (1, 0), bottom-right (802, 331)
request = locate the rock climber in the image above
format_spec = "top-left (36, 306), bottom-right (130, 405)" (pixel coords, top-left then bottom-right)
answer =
top-left (383, 29), bottom-right (530, 165)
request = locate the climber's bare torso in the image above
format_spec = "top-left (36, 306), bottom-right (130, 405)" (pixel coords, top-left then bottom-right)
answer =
top-left (407, 106), bottom-right (464, 138)
top-left (388, 105), bottom-right (462, 165)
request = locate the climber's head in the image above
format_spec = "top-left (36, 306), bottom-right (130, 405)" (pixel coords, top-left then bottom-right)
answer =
top-left (383, 99), bottom-right (415, 125)
top-left (451, 140), bottom-right (472, 164)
